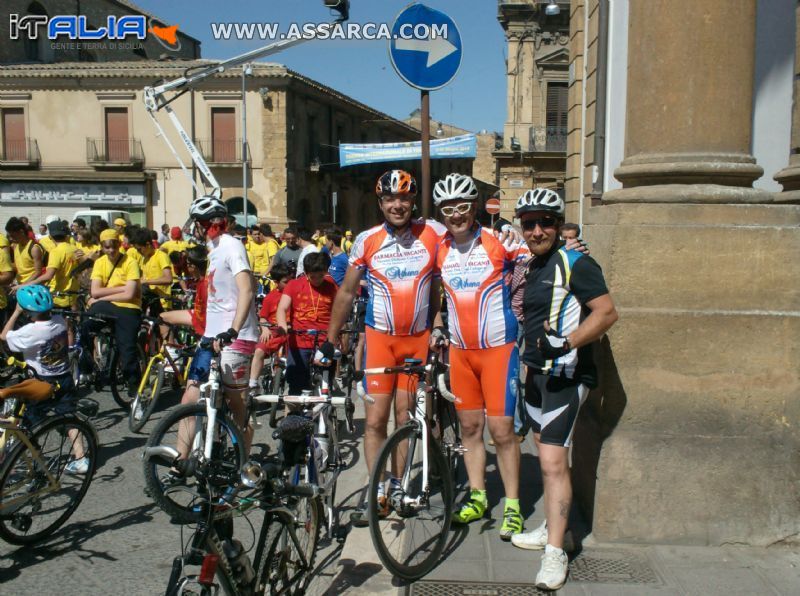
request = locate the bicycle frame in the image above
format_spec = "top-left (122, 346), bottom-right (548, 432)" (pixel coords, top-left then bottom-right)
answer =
top-left (0, 420), bottom-right (61, 514)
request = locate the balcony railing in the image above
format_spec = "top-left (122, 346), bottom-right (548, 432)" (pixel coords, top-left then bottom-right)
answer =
top-left (529, 126), bottom-right (567, 153)
top-left (196, 139), bottom-right (251, 165)
top-left (86, 138), bottom-right (144, 167)
top-left (0, 138), bottom-right (41, 166)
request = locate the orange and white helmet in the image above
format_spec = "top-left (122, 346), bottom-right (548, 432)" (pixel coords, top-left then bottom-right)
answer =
top-left (376, 170), bottom-right (417, 198)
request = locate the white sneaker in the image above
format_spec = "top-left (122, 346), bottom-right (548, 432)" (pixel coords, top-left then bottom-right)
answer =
top-left (536, 544), bottom-right (568, 591)
top-left (65, 457), bottom-right (89, 475)
top-left (511, 520), bottom-right (547, 550)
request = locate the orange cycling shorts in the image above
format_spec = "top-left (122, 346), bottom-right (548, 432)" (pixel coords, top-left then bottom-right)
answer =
top-left (450, 342), bottom-right (519, 417)
top-left (363, 327), bottom-right (430, 396)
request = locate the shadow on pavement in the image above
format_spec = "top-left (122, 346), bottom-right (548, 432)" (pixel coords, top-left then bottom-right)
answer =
top-left (323, 559), bottom-right (384, 594)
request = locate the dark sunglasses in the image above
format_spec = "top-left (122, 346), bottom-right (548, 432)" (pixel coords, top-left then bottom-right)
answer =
top-left (521, 216), bottom-right (558, 231)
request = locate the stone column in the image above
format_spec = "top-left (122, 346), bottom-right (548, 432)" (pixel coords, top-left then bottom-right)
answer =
top-left (773, 2), bottom-right (800, 202)
top-left (604, 0), bottom-right (771, 203)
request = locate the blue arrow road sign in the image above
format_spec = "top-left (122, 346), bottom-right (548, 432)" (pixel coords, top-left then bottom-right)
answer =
top-left (389, 4), bottom-right (463, 91)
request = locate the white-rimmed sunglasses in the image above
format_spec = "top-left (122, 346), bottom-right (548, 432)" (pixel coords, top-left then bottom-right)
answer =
top-left (440, 202), bottom-right (473, 217)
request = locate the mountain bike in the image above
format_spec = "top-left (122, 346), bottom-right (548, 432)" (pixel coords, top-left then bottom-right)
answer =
top-left (356, 347), bottom-right (462, 580)
top-left (129, 324), bottom-right (197, 433)
top-left (0, 377), bottom-right (98, 544)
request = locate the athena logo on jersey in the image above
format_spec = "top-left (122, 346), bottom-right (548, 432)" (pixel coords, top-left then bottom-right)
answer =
top-left (385, 266), bottom-right (421, 280)
top-left (449, 276), bottom-right (481, 291)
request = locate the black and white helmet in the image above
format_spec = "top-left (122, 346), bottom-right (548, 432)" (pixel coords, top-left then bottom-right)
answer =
top-left (189, 194), bottom-right (227, 221)
top-left (514, 188), bottom-right (564, 217)
top-left (433, 173), bottom-right (479, 206)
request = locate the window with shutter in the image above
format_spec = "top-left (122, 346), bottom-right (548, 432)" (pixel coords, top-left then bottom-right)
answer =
top-left (105, 107), bottom-right (129, 161)
top-left (211, 107), bottom-right (236, 162)
top-left (545, 82), bottom-right (568, 151)
top-left (2, 108), bottom-right (26, 161)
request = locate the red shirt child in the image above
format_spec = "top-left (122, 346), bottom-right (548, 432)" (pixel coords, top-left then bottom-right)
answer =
top-left (257, 287), bottom-right (285, 353)
top-left (191, 277), bottom-right (208, 336)
top-left (279, 274), bottom-right (337, 350)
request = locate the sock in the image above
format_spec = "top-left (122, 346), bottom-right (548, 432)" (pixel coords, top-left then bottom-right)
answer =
top-left (505, 498), bottom-right (520, 511)
top-left (470, 488), bottom-right (487, 504)
top-left (377, 481), bottom-right (386, 498)
top-left (389, 476), bottom-right (402, 493)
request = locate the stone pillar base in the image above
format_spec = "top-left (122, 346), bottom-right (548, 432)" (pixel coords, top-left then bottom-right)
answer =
top-left (603, 184), bottom-right (773, 204)
top-left (575, 201), bottom-right (800, 546)
top-left (774, 164), bottom-right (800, 202)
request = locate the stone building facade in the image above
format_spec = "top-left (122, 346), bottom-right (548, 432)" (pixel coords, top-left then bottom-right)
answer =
top-left (1, 0), bottom-right (201, 64)
top-left (566, 0), bottom-right (798, 547)
top-left (494, 0), bottom-right (570, 218)
top-left (0, 60), bottom-right (472, 232)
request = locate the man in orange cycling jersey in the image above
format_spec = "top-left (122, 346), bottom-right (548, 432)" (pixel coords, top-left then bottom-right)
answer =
top-left (324, 169), bottom-right (446, 526)
top-left (429, 173), bottom-right (529, 540)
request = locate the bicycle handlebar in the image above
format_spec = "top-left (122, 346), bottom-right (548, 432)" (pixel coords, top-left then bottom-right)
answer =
top-left (251, 394), bottom-right (350, 407)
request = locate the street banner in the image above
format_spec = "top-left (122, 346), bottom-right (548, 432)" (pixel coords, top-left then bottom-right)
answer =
top-left (339, 134), bottom-right (477, 167)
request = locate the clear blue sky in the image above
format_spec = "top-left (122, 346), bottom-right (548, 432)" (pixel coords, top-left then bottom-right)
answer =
top-left (133, 0), bottom-right (508, 133)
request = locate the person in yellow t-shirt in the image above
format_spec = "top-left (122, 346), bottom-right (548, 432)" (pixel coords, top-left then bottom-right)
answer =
top-left (159, 226), bottom-right (191, 275)
top-left (81, 228), bottom-right (142, 398)
top-left (5, 216), bottom-right (44, 286)
top-left (246, 226), bottom-right (272, 277)
top-left (30, 221), bottom-right (79, 308)
top-left (342, 230), bottom-right (354, 255)
top-left (131, 227), bottom-right (172, 315)
top-left (0, 244), bottom-right (15, 322)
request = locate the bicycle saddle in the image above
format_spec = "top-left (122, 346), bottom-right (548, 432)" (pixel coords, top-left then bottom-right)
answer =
top-left (0, 379), bottom-right (54, 403)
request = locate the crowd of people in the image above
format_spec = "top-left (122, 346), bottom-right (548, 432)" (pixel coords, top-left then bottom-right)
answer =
top-left (0, 168), bottom-right (616, 591)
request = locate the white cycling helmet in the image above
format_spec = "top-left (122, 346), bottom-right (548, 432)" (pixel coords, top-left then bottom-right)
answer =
top-left (433, 173), bottom-right (479, 206)
top-left (189, 194), bottom-right (228, 221)
top-left (514, 188), bottom-right (564, 217)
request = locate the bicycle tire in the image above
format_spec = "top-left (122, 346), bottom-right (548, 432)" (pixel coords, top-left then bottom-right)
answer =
top-left (110, 345), bottom-right (145, 409)
top-left (93, 333), bottom-right (113, 392)
top-left (268, 366), bottom-right (284, 429)
top-left (0, 415), bottom-right (97, 545)
top-left (436, 397), bottom-right (463, 489)
top-left (129, 358), bottom-right (165, 434)
top-left (142, 403), bottom-right (247, 524)
top-left (368, 423), bottom-right (454, 581)
top-left (254, 495), bottom-right (323, 595)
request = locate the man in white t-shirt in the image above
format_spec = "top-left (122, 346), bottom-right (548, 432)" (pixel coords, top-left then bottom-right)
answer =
top-left (294, 227), bottom-right (320, 277)
top-left (182, 195), bottom-right (258, 449)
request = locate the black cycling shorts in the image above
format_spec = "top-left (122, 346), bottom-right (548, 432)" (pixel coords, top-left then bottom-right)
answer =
top-left (523, 371), bottom-right (589, 448)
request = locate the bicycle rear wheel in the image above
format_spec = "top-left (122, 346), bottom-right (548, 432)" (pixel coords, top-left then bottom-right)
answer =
top-left (255, 495), bottom-right (323, 595)
top-left (129, 358), bottom-right (165, 433)
top-left (143, 403), bottom-right (246, 524)
top-left (368, 423), bottom-right (453, 581)
top-left (0, 415), bottom-right (97, 544)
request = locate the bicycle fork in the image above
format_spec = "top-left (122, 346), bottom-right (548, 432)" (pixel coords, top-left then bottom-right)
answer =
top-left (394, 387), bottom-right (430, 511)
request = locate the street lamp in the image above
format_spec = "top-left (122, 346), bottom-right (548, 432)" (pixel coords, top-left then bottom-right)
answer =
top-left (242, 63), bottom-right (252, 227)
top-left (436, 122), bottom-right (444, 136)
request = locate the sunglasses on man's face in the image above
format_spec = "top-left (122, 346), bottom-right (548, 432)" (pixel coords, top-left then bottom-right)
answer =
top-left (521, 216), bottom-right (559, 231)
top-left (440, 202), bottom-right (473, 217)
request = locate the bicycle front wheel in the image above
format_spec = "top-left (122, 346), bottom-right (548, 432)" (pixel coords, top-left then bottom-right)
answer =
top-left (255, 495), bottom-right (323, 595)
top-left (143, 403), bottom-right (246, 524)
top-left (368, 423), bottom-right (454, 581)
top-left (129, 358), bottom-right (165, 433)
top-left (0, 415), bottom-right (97, 544)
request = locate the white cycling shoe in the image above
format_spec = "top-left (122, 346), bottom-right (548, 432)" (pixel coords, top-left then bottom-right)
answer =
top-left (535, 544), bottom-right (568, 591)
top-left (511, 520), bottom-right (547, 550)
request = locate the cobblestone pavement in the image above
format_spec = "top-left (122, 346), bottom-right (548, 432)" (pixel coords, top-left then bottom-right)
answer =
top-left (0, 387), bottom-right (367, 595)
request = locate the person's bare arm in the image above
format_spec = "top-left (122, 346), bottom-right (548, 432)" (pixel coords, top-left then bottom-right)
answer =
top-left (560, 293), bottom-right (618, 349)
top-left (91, 278), bottom-right (127, 299)
top-left (326, 266), bottom-right (363, 346)
top-left (0, 305), bottom-right (23, 342)
top-left (0, 270), bottom-right (16, 287)
top-left (94, 280), bottom-right (139, 303)
top-left (276, 294), bottom-right (292, 333)
top-left (230, 270), bottom-right (254, 334)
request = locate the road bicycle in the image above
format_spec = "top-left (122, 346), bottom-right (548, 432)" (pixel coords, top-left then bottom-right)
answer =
top-left (163, 446), bottom-right (322, 595)
top-left (356, 347), bottom-right (462, 580)
top-left (0, 375), bottom-right (98, 544)
top-left (129, 323), bottom-right (197, 433)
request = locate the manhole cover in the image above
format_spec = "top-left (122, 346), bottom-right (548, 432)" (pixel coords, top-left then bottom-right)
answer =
top-left (408, 581), bottom-right (549, 596)
top-left (569, 549), bottom-right (661, 585)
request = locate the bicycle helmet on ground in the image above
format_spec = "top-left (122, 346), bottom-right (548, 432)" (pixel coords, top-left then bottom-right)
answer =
top-left (433, 173), bottom-right (479, 206)
top-left (514, 188), bottom-right (565, 217)
top-left (189, 194), bottom-right (228, 221)
top-left (17, 285), bottom-right (53, 313)
top-left (376, 170), bottom-right (417, 198)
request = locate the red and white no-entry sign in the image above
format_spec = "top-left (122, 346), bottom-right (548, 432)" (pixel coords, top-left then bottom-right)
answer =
top-left (485, 198), bottom-right (501, 215)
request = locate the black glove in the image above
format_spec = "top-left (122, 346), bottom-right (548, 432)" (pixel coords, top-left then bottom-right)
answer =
top-left (431, 325), bottom-right (449, 346)
top-left (215, 327), bottom-right (239, 347)
top-left (537, 327), bottom-right (572, 360)
top-left (319, 341), bottom-right (336, 361)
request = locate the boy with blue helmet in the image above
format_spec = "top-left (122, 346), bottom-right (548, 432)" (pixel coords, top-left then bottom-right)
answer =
top-left (0, 286), bottom-right (86, 472)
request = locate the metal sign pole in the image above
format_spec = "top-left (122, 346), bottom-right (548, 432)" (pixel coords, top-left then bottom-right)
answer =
top-left (242, 64), bottom-right (249, 227)
top-left (421, 90), bottom-right (431, 219)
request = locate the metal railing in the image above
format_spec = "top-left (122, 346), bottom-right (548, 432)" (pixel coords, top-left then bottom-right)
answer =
top-left (0, 138), bottom-right (41, 165)
top-left (529, 126), bottom-right (567, 153)
top-left (196, 139), bottom-right (251, 164)
top-left (86, 138), bottom-right (144, 166)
